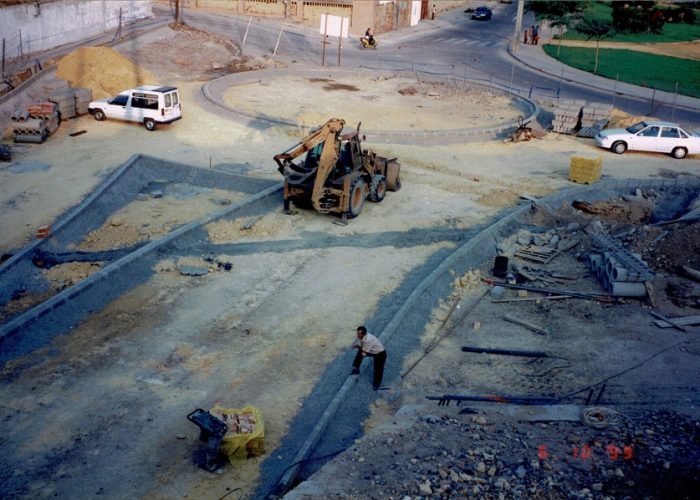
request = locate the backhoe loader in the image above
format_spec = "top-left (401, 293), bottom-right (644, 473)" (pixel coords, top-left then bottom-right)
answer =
top-left (274, 118), bottom-right (400, 220)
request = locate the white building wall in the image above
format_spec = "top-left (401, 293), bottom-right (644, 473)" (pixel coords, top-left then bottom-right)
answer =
top-left (0, 1), bottom-right (152, 59)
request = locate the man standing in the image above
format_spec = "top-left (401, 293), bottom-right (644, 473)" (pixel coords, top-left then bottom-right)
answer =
top-left (351, 326), bottom-right (387, 391)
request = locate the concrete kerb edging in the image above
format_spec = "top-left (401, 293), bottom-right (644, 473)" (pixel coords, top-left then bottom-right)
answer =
top-left (273, 174), bottom-right (700, 495)
top-left (0, 154), bottom-right (142, 278)
top-left (506, 44), bottom-right (700, 114)
top-left (0, 163), bottom-right (283, 341)
top-left (200, 67), bottom-right (539, 145)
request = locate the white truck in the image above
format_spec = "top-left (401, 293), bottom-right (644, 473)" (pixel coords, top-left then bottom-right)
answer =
top-left (88, 85), bottom-right (182, 131)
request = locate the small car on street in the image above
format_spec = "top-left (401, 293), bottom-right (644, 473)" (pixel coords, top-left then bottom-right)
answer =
top-left (471, 6), bottom-right (492, 20)
top-left (595, 121), bottom-right (700, 159)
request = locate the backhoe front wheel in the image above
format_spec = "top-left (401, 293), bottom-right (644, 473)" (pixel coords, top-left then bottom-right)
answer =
top-left (348, 180), bottom-right (367, 218)
top-left (369, 175), bottom-right (387, 202)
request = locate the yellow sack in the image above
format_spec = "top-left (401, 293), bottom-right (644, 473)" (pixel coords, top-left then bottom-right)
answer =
top-left (209, 405), bottom-right (265, 462)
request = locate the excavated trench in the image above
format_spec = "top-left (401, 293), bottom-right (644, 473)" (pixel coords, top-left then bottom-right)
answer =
top-left (0, 155), bottom-right (698, 499)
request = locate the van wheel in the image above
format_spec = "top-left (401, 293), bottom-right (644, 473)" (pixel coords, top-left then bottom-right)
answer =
top-left (93, 109), bottom-right (105, 121)
top-left (144, 119), bottom-right (156, 131)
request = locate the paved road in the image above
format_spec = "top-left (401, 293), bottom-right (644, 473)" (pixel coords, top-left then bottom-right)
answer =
top-left (166, 2), bottom-right (700, 128)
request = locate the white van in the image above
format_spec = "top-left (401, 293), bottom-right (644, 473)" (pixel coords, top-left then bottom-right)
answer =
top-left (88, 85), bottom-right (182, 131)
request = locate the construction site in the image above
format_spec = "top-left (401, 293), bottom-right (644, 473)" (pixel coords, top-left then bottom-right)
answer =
top-left (1, 3), bottom-right (699, 500)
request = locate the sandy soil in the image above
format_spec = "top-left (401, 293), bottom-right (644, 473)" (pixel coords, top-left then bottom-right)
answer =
top-left (1, 22), bottom-right (699, 500)
top-left (223, 75), bottom-right (524, 131)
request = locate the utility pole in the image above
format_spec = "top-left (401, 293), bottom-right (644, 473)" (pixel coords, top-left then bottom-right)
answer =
top-left (512, 0), bottom-right (524, 52)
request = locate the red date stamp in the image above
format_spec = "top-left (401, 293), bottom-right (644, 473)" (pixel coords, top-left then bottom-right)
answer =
top-left (538, 444), bottom-right (633, 461)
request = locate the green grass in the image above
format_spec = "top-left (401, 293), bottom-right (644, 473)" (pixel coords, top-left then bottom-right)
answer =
top-left (543, 44), bottom-right (700, 98)
top-left (559, 2), bottom-right (700, 43)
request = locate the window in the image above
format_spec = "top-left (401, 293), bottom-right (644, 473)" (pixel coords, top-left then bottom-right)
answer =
top-left (110, 94), bottom-right (129, 106)
top-left (639, 126), bottom-right (660, 137)
top-left (165, 94), bottom-right (172, 107)
top-left (626, 122), bottom-right (647, 134)
top-left (171, 92), bottom-right (179, 105)
top-left (679, 130), bottom-right (689, 138)
top-left (130, 93), bottom-right (158, 110)
top-left (660, 127), bottom-right (679, 138)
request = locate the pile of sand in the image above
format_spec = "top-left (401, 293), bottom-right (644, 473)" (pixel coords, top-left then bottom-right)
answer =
top-left (56, 47), bottom-right (157, 99)
top-left (608, 109), bottom-right (656, 129)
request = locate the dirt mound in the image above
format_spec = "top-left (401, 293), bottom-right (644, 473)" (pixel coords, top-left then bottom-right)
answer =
top-left (608, 109), bottom-right (656, 129)
top-left (56, 47), bottom-right (157, 99)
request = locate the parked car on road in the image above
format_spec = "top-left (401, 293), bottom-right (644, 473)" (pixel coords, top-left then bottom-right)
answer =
top-left (595, 121), bottom-right (700, 159)
top-left (88, 85), bottom-right (182, 131)
top-left (471, 6), bottom-right (492, 20)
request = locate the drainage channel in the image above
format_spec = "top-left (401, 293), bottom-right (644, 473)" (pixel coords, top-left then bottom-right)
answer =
top-left (259, 175), bottom-right (700, 499)
top-left (0, 154), bottom-right (281, 364)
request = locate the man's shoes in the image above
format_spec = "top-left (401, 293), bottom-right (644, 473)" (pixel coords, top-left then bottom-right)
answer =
top-left (351, 368), bottom-right (360, 375)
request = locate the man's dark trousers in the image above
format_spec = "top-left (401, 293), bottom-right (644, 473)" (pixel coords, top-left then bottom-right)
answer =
top-left (353, 350), bottom-right (387, 388)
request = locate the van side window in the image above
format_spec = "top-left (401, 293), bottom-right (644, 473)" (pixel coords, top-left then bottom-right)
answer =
top-left (171, 93), bottom-right (178, 105)
top-left (110, 95), bottom-right (129, 106)
top-left (131, 93), bottom-right (158, 110)
top-left (165, 94), bottom-right (172, 107)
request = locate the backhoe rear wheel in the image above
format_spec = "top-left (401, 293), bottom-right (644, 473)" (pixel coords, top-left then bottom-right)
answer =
top-left (369, 175), bottom-right (387, 202)
top-left (348, 180), bottom-right (367, 218)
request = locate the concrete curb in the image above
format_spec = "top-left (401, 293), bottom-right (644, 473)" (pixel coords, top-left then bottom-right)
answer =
top-left (201, 67), bottom-right (539, 145)
top-left (0, 156), bottom-right (282, 342)
top-left (272, 173), bottom-right (700, 496)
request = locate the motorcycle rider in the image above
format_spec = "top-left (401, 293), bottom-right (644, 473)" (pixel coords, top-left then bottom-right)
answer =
top-left (364, 27), bottom-right (375, 47)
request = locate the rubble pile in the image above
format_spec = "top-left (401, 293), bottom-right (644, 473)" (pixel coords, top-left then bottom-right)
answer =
top-left (329, 410), bottom-right (700, 499)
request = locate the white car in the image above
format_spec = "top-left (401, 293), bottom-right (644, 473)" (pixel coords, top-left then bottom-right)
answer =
top-left (595, 121), bottom-right (700, 159)
top-left (88, 85), bottom-right (181, 131)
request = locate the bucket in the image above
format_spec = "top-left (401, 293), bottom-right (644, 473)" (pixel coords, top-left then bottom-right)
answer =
top-left (493, 256), bottom-right (509, 278)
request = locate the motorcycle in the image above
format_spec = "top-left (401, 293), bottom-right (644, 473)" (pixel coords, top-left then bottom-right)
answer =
top-left (359, 36), bottom-right (377, 49)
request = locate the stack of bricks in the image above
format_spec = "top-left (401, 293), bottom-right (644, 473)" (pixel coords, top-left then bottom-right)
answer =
top-left (27, 102), bottom-right (60, 135)
top-left (11, 106), bottom-right (48, 143)
top-left (551, 98), bottom-right (585, 135)
top-left (577, 102), bottom-right (613, 138)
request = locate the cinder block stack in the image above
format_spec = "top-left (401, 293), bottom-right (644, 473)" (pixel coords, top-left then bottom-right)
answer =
top-left (587, 233), bottom-right (654, 297)
top-left (578, 102), bottom-right (613, 138)
top-left (12, 107), bottom-right (47, 143)
top-left (73, 87), bottom-right (93, 116)
top-left (49, 89), bottom-right (76, 119)
top-left (552, 99), bottom-right (584, 134)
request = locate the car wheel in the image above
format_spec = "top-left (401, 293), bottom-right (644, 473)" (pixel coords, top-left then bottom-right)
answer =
top-left (671, 147), bottom-right (687, 159)
top-left (144, 119), bottom-right (156, 131)
top-left (93, 109), bottom-right (105, 121)
top-left (612, 141), bottom-right (627, 154)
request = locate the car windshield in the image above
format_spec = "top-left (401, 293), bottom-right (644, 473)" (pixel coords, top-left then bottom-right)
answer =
top-left (626, 122), bottom-right (647, 134)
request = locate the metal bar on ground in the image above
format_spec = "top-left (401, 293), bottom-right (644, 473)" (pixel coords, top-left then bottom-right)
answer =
top-left (502, 314), bottom-right (550, 335)
top-left (461, 346), bottom-right (548, 358)
top-left (427, 394), bottom-right (558, 406)
top-left (483, 279), bottom-right (615, 302)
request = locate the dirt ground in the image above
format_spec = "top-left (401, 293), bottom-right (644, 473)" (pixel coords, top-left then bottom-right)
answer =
top-left (1, 22), bottom-right (699, 500)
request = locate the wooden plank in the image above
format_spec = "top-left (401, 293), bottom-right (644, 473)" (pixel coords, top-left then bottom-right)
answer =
top-left (492, 295), bottom-right (571, 303)
top-left (652, 315), bottom-right (700, 329)
top-left (650, 311), bottom-right (686, 332)
top-left (502, 314), bottom-right (551, 335)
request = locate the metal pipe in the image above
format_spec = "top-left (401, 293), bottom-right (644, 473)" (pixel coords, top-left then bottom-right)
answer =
top-left (461, 346), bottom-right (548, 358)
top-left (427, 394), bottom-right (558, 406)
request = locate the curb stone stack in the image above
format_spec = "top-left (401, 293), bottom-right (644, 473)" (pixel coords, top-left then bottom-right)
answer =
top-left (552, 99), bottom-right (585, 134)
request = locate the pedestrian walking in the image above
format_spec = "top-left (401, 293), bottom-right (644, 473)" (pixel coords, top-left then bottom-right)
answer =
top-left (523, 27), bottom-right (530, 45)
top-left (351, 326), bottom-right (387, 391)
top-left (532, 25), bottom-right (539, 45)
top-left (431, 4), bottom-right (436, 20)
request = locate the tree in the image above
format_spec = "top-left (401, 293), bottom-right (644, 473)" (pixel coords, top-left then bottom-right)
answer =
top-left (174, 0), bottom-right (182, 24)
top-left (574, 18), bottom-right (616, 73)
top-left (611, 1), bottom-right (664, 33)
top-left (526, 1), bottom-right (584, 54)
